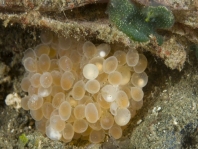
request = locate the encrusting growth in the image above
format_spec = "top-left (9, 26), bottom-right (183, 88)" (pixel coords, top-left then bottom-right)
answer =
top-left (108, 0), bottom-right (175, 45)
top-left (20, 31), bottom-right (148, 143)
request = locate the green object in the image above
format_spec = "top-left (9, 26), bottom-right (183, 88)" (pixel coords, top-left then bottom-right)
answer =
top-left (108, 0), bottom-right (174, 45)
top-left (19, 133), bottom-right (28, 146)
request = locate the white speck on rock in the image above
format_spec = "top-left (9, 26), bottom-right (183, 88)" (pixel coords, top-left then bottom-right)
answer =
top-left (152, 106), bottom-right (162, 116)
top-left (137, 119), bottom-right (142, 125)
top-left (5, 93), bottom-right (21, 110)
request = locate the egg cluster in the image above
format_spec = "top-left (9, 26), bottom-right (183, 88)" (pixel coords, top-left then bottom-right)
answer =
top-left (20, 32), bottom-right (148, 143)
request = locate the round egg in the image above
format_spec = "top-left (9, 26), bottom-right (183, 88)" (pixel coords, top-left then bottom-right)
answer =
top-left (83, 64), bottom-right (99, 80)
top-left (85, 103), bottom-right (99, 123)
top-left (133, 54), bottom-right (148, 73)
top-left (85, 79), bottom-right (100, 94)
top-left (114, 108), bottom-right (131, 126)
top-left (83, 41), bottom-right (97, 58)
top-left (103, 56), bottom-right (118, 74)
top-left (96, 43), bottom-right (110, 58)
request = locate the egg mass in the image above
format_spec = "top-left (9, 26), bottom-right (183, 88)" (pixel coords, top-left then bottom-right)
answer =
top-left (21, 32), bottom-right (148, 144)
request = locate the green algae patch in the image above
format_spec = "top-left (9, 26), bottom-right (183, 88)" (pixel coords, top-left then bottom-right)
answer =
top-left (108, 0), bottom-right (174, 45)
top-left (19, 133), bottom-right (29, 147)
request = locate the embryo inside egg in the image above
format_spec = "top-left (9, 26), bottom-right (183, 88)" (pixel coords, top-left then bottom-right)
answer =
top-left (20, 31), bottom-right (148, 144)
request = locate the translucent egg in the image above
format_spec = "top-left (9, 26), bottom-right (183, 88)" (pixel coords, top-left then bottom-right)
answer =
top-left (116, 66), bottom-right (131, 85)
top-left (50, 115), bottom-right (65, 132)
top-left (60, 71), bottom-right (75, 91)
top-left (40, 31), bottom-right (53, 44)
top-left (50, 59), bottom-right (59, 71)
top-left (128, 107), bottom-right (137, 118)
top-left (89, 129), bottom-right (105, 144)
top-left (59, 56), bottom-right (73, 71)
top-left (126, 48), bottom-right (139, 66)
top-left (101, 85), bottom-right (117, 102)
top-left (58, 36), bottom-right (72, 50)
top-left (30, 108), bottom-right (43, 121)
top-left (38, 54), bottom-right (51, 72)
top-left (100, 112), bottom-right (114, 130)
top-left (73, 119), bottom-right (88, 133)
top-left (52, 92), bottom-right (65, 108)
top-left (130, 98), bottom-right (143, 110)
top-left (60, 45), bottom-right (70, 56)
top-left (34, 44), bottom-right (50, 57)
top-left (85, 103), bottom-right (99, 123)
top-left (110, 102), bottom-right (118, 116)
top-left (59, 48), bottom-right (72, 58)
top-left (21, 77), bottom-right (31, 92)
top-left (74, 104), bottom-right (86, 119)
top-left (21, 96), bottom-right (29, 110)
top-left (131, 72), bottom-right (148, 88)
top-left (66, 112), bottom-right (76, 123)
top-left (40, 72), bottom-right (53, 88)
top-left (85, 79), bottom-right (100, 94)
top-left (81, 127), bottom-right (92, 137)
top-left (59, 101), bottom-right (72, 121)
top-left (35, 117), bottom-right (47, 134)
top-left (38, 86), bottom-right (52, 97)
top-left (133, 54), bottom-right (148, 73)
top-left (72, 64), bottom-right (80, 76)
top-left (89, 57), bottom-right (104, 74)
top-left (108, 71), bottom-right (122, 86)
top-left (28, 86), bottom-right (38, 96)
top-left (131, 87), bottom-right (144, 101)
top-left (50, 109), bottom-right (59, 117)
top-left (83, 64), bottom-right (99, 80)
top-left (80, 55), bottom-right (89, 69)
top-left (116, 90), bottom-right (129, 108)
top-left (28, 94), bottom-right (43, 110)
top-left (46, 120), bottom-right (50, 128)
top-left (71, 69), bottom-right (79, 81)
top-left (22, 48), bottom-right (36, 64)
top-left (44, 96), bottom-right (52, 103)
top-left (51, 85), bottom-right (64, 97)
top-left (103, 56), bottom-right (118, 74)
top-left (96, 93), bottom-right (111, 109)
top-left (96, 73), bottom-right (108, 87)
top-left (83, 41), bottom-right (97, 58)
top-left (78, 95), bottom-right (92, 105)
top-left (30, 73), bottom-right (41, 88)
top-left (94, 103), bottom-right (102, 118)
top-left (42, 102), bottom-right (54, 119)
top-left (96, 43), bottom-right (110, 58)
top-left (83, 97), bottom-right (93, 105)
top-left (51, 35), bottom-right (59, 46)
top-left (66, 96), bottom-right (78, 108)
top-left (76, 39), bottom-right (84, 54)
top-left (114, 108), bottom-right (131, 126)
top-left (48, 46), bottom-right (57, 58)
top-left (63, 123), bottom-right (74, 140)
top-left (113, 50), bottom-right (126, 65)
top-left (46, 125), bottom-right (62, 141)
top-left (26, 72), bottom-right (35, 78)
top-left (51, 70), bottom-right (61, 86)
top-left (108, 124), bottom-right (122, 139)
top-left (71, 80), bottom-right (85, 100)
top-left (23, 57), bottom-right (37, 72)
top-left (88, 120), bottom-right (102, 131)
top-left (70, 50), bottom-right (81, 64)
top-left (61, 138), bottom-right (72, 143)
top-left (120, 85), bottom-right (132, 99)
